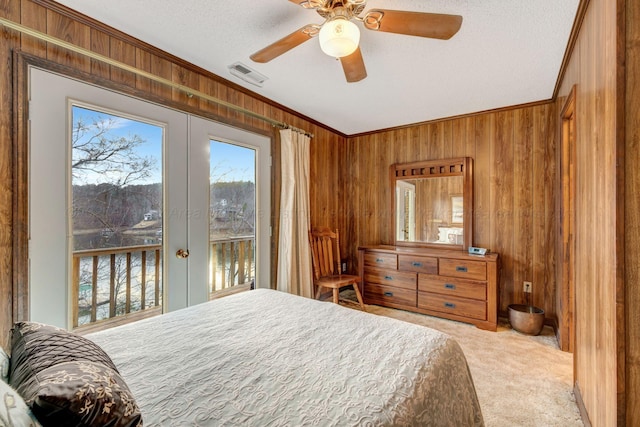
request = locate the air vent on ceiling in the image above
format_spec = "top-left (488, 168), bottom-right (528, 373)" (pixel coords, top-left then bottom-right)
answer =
top-left (228, 62), bottom-right (268, 87)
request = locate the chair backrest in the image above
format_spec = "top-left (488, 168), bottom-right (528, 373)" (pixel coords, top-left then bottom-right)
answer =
top-left (309, 227), bottom-right (342, 280)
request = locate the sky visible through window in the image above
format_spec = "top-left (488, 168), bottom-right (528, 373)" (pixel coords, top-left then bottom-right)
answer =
top-left (210, 140), bottom-right (255, 183)
top-left (71, 105), bottom-right (162, 185)
top-left (72, 105), bottom-right (255, 184)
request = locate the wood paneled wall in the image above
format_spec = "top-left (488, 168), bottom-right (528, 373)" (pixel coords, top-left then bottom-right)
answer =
top-left (555, 0), bottom-right (624, 424)
top-left (625, 0), bottom-right (639, 425)
top-left (2, 1), bottom-right (637, 424)
top-left (341, 105), bottom-right (557, 319)
top-left (0, 0), bottom-right (344, 346)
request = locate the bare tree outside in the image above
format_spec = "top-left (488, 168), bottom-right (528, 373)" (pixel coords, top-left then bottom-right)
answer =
top-left (70, 108), bottom-right (259, 323)
top-left (72, 116), bottom-right (156, 186)
top-left (71, 110), bottom-right (162, 250)
top-left (71, 105), bottom-right (163, 325)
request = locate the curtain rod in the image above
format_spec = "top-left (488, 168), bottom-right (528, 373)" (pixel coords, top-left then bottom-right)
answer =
top-left (0, 17), bottom-right (314, 138)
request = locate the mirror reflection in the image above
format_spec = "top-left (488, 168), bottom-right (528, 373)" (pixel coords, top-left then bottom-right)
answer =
top-left (395, 176), bottom-right (464, 245)
top-left (391, 157), bottom-right (472, 249)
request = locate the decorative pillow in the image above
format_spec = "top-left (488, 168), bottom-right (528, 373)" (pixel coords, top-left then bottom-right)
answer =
top-left (8, 322), bottom-right (142, 427)
top-left (0, 379), bottom-right (41, 427)
top-left (0, 346), bottom-right (9, 383)
top-left (26, 361), bottom-right (141, 427)
top-left (9, 322), bottom-right (119, 394)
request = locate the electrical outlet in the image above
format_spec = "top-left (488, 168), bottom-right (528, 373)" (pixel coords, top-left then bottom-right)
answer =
top-left (523, 281), bottom-right (532, 293)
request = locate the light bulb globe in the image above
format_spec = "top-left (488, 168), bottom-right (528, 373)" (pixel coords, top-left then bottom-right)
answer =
top-left (319, 18), bottom-right (360, 58)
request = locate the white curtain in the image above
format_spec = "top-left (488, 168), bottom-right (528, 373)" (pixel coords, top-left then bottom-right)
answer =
top-left (277, 128), bottom-right (313, 298)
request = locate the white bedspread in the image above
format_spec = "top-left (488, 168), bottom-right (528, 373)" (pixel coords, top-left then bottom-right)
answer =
top-left (87, 289), bottom-right (483, 426)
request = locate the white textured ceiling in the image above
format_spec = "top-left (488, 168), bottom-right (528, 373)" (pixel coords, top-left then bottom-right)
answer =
top-left (53, 0), bottom-right (580, 135)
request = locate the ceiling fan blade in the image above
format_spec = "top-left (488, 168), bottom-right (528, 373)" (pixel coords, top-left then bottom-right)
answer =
top-left (340, 47), bottom-right (367, 83)
top-left (250, 25), bottom-right (318, 63)
top-left (363, 9), bottom-right (463, 40)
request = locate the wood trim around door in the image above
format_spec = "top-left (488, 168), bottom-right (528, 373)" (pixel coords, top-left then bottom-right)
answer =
top-left (557, 85), bottom-right (577, 355)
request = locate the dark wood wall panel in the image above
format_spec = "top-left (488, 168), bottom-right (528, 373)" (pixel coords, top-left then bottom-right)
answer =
top-left (0, 0), bottom-right (21, 349)
top-left (492, 111), bottom-right (515, 310)
top-left (555, 0), bottom-right (622, 424)
top-left (343, 103), bottom-right (557, 318)
top-left (539, 104), bottom-right (557, 319)
top-left (19, 1), bottom-right (45, 54)
top-left (473, 114), bottom-right (493, 253)
top-left (625, 0), bottom-right (639, 425)
top-left (512, 108), bottom-right (533, 309)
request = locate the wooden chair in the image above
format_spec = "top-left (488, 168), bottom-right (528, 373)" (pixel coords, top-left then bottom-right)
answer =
top-left (308, 227), bottom-right (365, 311)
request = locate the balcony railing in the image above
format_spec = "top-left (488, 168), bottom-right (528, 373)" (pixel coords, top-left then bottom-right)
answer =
top-left (209, 236), bottom-right (255, 294)
top-left (72, 236), bottom-right (255, 329)
top-left (72, 245), bottom-right (162, 329)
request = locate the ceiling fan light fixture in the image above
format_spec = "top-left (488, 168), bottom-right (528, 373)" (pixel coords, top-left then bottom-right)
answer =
top-left (319, 17), bottom-right (360, 58)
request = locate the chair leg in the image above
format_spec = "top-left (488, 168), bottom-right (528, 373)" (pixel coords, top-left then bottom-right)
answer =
top-left (315, 285), bottom-right (322, 300)
top-left (353, 283), bottom-right (366, 311)
top-left (332, 288), bottom-right (340, 304)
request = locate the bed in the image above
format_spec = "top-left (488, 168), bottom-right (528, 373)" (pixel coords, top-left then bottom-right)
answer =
top-left (7, 289), bottom-right (484, 426)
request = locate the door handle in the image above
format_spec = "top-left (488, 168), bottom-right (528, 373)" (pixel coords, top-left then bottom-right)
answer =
top-left (176, 249), bottom-right (190, 259)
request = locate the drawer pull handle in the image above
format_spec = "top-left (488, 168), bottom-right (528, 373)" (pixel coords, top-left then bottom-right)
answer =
top-left (444, 283), bottom-right (456, 290)
top-left (456, 266), bottom-right (468, 272)
top-left (412, 262), bottom-right (423, 267)
top-left (376, 258), bottom-right (384, 263)
top-left (384, 291), bottom-right (394, 297)
top-left (444, 302), bottom-right (456, 309)
top-left (384, 275), bottom-right (393, 281)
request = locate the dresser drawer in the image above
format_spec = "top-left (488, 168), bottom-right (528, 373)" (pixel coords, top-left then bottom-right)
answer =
top-left (398, 255), bottom-right (437, 274)
top-left (418, 292), bottom-right (487, 321)
top-left (418, 274), bottom-right (487, 301)
top-left (364, 252), bottom-right (397, 269)
top-left (438, 258), bottom-right (487, 280)
top-left (365, 283), bottom-right (416, 307)
top-left (364, 267), bottom-right (416, 290)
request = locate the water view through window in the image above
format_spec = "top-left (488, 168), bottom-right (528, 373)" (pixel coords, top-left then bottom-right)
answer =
top-left (71, 105), bottom-right (163, 326)
top-left (208, 141), bottom-right (256, 296)
top-left (70, 105), bottom-right (258, 326)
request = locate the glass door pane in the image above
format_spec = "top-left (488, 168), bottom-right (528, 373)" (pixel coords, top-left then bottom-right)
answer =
top-left (208, 141), bottom-right (256, 297)
top-left (29, 68), bottom-right (270, 330)
top-left (29, 67), bottom-right (189, 330)
top-left (70, 105), bottom-right (163, 327)
top-left (188, 116), bottom-right (270, 304)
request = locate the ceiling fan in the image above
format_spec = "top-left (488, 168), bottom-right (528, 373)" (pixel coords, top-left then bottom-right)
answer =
top-left (250, 0), bottom-right (463, 83)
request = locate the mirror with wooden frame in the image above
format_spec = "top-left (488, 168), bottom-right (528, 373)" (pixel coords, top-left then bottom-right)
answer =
top-left (390, 157), bottom-right (473, 250)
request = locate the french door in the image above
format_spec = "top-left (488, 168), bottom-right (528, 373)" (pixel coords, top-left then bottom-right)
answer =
top-left (29, 67), bottom-right (270, 329)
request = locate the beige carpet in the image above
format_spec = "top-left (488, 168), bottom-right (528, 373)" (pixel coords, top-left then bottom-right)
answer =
top-left (340, 291), bottom-right (583, 427)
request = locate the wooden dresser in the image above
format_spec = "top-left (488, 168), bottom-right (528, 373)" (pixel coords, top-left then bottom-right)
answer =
top-left (358, 246), bottom-right (500, 331)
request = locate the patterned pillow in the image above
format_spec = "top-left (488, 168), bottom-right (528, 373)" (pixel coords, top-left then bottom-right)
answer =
top-left (0, 346), bottom-right (9, 383)
top-left (9, 322), bottom-right (119, 394)
top-left (0, 379), bottom-right (41, 427)
top-left (8, 322), bottom-right (142, 427)
top-left (26, 361), bottom-right (142, 427)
